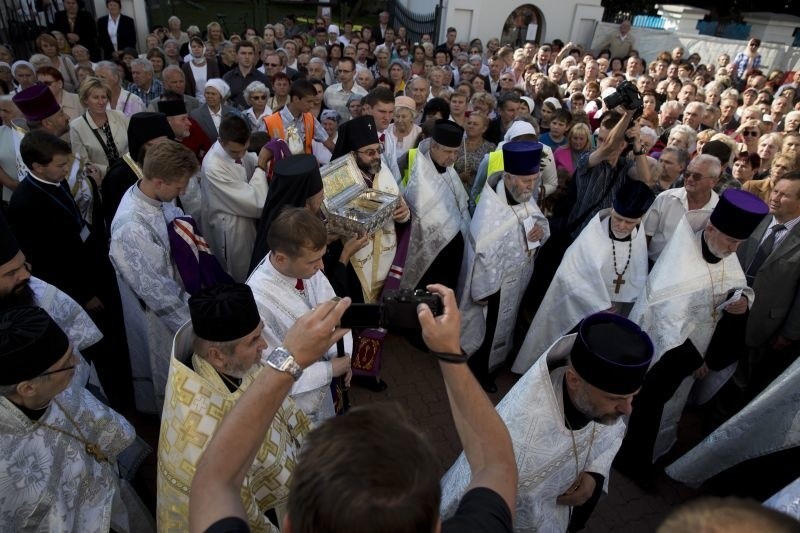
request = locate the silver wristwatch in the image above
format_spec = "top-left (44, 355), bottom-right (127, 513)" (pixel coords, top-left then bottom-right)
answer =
top-left (266, 346), bottom-right (303, 380)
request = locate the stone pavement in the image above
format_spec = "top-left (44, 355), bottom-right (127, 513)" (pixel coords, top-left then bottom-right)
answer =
top-left (350, 334), bottom-right (700, 532)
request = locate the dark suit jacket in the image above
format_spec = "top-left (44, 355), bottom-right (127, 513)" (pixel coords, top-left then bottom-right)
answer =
top-left (8, 176), bottom-right (108, 306)
top-left (181, 61), bottom-right (221, 99)
top-left (50, 10), bottom-right (100, 60)
top-left (97, 14), bottom-right (137, 59)
top-left (738, 216), bottom-right (800, 347)
top-left (188, 104), bottom-right (239, 143)
top-left (485, 117), bottom-right (504, 145)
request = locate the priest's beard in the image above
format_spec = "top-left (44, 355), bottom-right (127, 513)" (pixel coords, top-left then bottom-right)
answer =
top-left (0, 281), bottom-right (35, 310)
top-left (221, 357), bottom-right (252, 379)
top-left (356, 156), bottom-right (382, 177)
top-left (570, 384), bottom-right (622, 426)
top-left (506, 181), bottom-right (533, 203)
top-left (610, 227), bottom-right (633, 240)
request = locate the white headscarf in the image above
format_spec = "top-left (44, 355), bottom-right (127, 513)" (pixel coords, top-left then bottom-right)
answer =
top-left (204, 78), bottom-right (230, 100)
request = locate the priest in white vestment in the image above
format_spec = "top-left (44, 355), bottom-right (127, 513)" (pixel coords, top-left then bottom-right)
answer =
top-left (441, 312), bottom-right (654, 532)
top-left (401, 120), bottom-right (470, 291)
top-left (110, 141), bottom-right (198, 413)
top-left (200, 115), bottom-right (269, 282)
top-left (247, 205), bottom-right (353, 425)
top-left (158, 284), bottom-right (310, 532)
top-left (615, 190), bottom-right (768, 487)
top-left (513, 180), bottom-right (655, 375)
top-left (0, 307), bottom-right (148, 533)
top-left (458, 141), bottom-right (549, 393)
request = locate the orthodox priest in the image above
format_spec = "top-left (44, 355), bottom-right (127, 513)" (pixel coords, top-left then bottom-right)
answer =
top-left (110, 141), bottom-right (198, 414)
top-left (247, 207), bottom-right (353, 425)
top-left (400, 119), bottom-right (470, 291)
top-left (458, 141), bottom-right (549, 393)
top-left (200, 115), bottom-right (269, 282)
top-left (615, 190), bottom-right (768, 486)
top-left (0, 307), bottom-right (143, 532)
top-left (324, 115), bottom-right (410, 389)
top-left (440, 312), bottom-right (654, 532)
top-left (513, 180), bottom-right (655, 375)
top-left (158, 284), bottom-right (310, 532)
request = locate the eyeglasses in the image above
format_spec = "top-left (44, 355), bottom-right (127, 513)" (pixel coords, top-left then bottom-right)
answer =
top-left (356, 146), bottom-right (384, 157)
top-left (250, 95), bottom-right (267, 100)
top-left (743, 130), bottom-right (760, 137)
top-left (38, 364), bottom-right (76, 378)
top-left (685, 171), bottom-right (710, 180)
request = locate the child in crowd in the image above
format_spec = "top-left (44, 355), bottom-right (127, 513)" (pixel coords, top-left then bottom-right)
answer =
top-left (540, 108), bottom-right (572, 149)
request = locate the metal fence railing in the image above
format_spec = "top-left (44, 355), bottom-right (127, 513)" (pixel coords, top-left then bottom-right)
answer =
top-left (0, 0), bottom-right (66, 59)
top-left (387, 0), bottom-right (441, 45)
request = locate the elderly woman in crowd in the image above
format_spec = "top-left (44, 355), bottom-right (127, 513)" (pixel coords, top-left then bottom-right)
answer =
top-left (554, 122), bottom-right (592, 177)
top-left (754, 132), bottom-right (784, 179)
top-left (69, 77), bottom-right (129, 180)
top-left (243, 81), bottom-right (271, 131)
top-left (189, 78), bottom-right (236, 142)
top-left (387, 95), bottom-right (420, 159)
top-left (163, 38), bottom-right (182, 66)
top-left (36, 33), bottom-right (80, 92)
top-left (37, 66), bottom-right (84, 120)
top-left (743, 152), bottom-right (797, 202)
top-left (11, 61), bottom-right (37, 92)
top-left (166, 16), bottom-right (189, 47)
top-left (667, 124), bottom-right (698, 155)
top-left (371, 45), bottom-right (391, 80)
top-left (470, 91), bottom-right (496, 119)
top-left (454, 112), bottom-right (494, 192)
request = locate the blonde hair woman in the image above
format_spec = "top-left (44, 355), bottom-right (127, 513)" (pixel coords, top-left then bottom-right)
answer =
top-left (69, 77), bottom-right (129, 180)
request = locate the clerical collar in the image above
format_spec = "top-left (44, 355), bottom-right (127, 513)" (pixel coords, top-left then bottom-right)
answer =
top-left (700, 231), bottom-right (722, 264)
top-left (562, 376), bottom-right (591, 430)
top-left (134, 180), bottom-right (163, 207)
top-left (10, 399), bottom-right (49, 421)
top-left (28, 171), bottom-right (61, 187)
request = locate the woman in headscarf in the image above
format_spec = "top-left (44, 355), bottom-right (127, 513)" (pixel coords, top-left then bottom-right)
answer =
top-left (249, 154), bottom-right (323, 272)
top-left (188, 78), bottom-right (236, 142)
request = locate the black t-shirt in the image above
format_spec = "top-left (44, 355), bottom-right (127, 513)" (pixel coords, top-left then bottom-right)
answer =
top-left (204, 487), bottom-right (513, 533)
top-left (442, 487), bottom-right (513, 533)
top-left (204, 516), bottom-right (250, 533)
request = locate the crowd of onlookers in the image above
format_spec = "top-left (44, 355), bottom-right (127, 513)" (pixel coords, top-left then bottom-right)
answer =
top-left (1, 8), bottom-right (797, 212)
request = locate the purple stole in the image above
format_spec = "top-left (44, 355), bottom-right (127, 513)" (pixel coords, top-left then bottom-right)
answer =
top-left (168, 216), bottom-right (234, 295)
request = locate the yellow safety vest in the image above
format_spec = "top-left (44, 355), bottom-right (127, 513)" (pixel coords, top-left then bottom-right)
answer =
top-left (402, 148), bottom-right (417, 187)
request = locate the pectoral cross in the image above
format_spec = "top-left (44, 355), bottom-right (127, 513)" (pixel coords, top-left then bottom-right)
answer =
top-left (613, 274), bottom-right (625, 294)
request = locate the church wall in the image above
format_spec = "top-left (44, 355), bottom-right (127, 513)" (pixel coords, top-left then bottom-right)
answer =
top-left (435, 0), bottom-right (604, 49)
top-left (590, 21), bottom-right (800, 73)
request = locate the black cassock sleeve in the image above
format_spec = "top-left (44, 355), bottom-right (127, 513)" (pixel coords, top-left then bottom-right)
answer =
top-left (567, 472), bottom-right (605, 532)
top-left (705, 307), bottom-right (750, 371)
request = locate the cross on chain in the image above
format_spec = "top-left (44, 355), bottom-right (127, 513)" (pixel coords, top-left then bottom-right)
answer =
top-left (613, 274), bottom-right (625, 294)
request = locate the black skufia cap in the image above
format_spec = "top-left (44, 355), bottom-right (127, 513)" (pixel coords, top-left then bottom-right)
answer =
top-left (570, 312), bottom-right (654, 395)
top-left (0, 306), bottom-right (70, 385)
top-left (189, 283), bottom-right (262, 342)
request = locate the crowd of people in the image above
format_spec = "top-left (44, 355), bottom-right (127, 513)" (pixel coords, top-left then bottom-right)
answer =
top-left (0, 3), bottom-right (799, 532)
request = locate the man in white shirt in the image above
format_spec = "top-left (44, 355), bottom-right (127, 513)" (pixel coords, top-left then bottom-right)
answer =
top-left (247, 206), bottom-right (352, 425)
top-left (644, 154), bottom-right (721, 262)
top-left (324, 57), bottom-right (367, 123)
